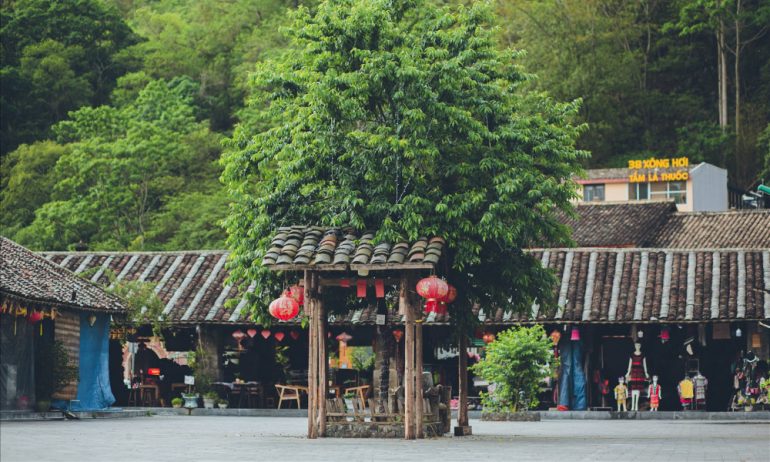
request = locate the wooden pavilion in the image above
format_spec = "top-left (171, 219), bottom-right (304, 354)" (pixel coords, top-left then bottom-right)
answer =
top-left (261, 226), bottom-right (470, 439)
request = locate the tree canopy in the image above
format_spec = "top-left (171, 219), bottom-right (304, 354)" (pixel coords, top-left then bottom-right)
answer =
top-left (222, 0), bottom-right (588, 324)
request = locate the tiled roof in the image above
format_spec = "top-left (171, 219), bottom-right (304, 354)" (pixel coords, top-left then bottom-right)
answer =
top-left (470, 249), bottom-right (770, 324)
top-left (261, 227), bottom-right (444, 270)
top-left (555, 202), bottom-right (676, 247)
top-left (42, 248), bottom-right (769, 324)
top-left (647, 210), bottom-right (770, 249)
top-left (1, 237), bottom-right (125, 312)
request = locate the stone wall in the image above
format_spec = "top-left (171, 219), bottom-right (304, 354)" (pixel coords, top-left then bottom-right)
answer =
top-left (325, 421), bottom-right (445, 438)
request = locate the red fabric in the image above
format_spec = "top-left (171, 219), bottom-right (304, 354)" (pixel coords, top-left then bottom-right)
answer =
top-left (629, 353), bottom-right (646, 391)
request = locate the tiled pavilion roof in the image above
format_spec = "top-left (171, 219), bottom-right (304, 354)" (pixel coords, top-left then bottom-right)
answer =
top-left (1, 237), bottom-right (125, 312)
top-left (556, 202), bottom-right (676, 247)
top-left (647, 210), bottom-right (770, 249)
top-left (42, 248), bottom-right (769, 324)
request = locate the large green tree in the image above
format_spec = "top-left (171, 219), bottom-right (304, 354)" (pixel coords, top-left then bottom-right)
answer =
top-left (222, 0), bottom-right (587, 324)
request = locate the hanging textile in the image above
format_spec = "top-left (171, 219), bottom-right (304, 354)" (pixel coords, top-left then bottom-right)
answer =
top-left (73, 313), bottom-right (115, 410)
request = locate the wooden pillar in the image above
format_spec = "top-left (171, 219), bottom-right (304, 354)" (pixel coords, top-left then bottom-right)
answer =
top-left (305, 270), bottom-right (317, 439)
top-left (317, 275), bottom-right (327, 436)
top-left (401, 274), bottom-right (416, 440)
top-left (454, 332), bottom-right (472, 436)
top-left (415, 320), bottom-right (424, 438)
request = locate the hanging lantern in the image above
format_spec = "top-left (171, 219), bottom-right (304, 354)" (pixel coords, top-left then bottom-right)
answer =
top-left (336, 332), bottom-right (352, 344)
top-left (356, 280), bottom-right (367, 298)
top-left (445, 285), bottom-right (457, 304)
top-left (660, 327), bottom-right (670, 343)
top-left (247, 328), bottom-right (258, 338)
top-left (288, 284), bottom-right (304, 306)
top-left (340, 279), bottom-right (351, 288)
top-left (290, 330), bottom-right (300, 340)
top-left (435, 301), bottom-right (447, 315)
top-left (416, 275), bottom-right (449, 313)
top-left (570, 326), bottom-right (581, 341)
top-left (392, 330), bottom-right (404, 342)
top-left (232, 330), bottom-right (246, 341)
top-left (482, 332), bottom-right (495, 344)
top-left (269, 291), bottom-right (300, 321)
top-left (274, 331), bottom-right (285, 342)
top-left (375, 279), bottom-right (385, 298)
top-left (550, 329), bottom-right (561, 346)
top-left (261, 329), bottom-right (271, 339)
top-left (26, 310), bottom-right (43, 325)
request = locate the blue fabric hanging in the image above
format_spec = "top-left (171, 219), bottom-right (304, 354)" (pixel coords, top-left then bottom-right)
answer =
top-left (73, 313), bottom-right (115, 410)
top-left (558, 340), bottom-right (573, 408)
top-left (558, 338), bottom-right (588, 410)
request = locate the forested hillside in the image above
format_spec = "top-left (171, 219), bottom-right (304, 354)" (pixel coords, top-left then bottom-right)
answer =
top-left (2, 0), bottom-right (768, 251)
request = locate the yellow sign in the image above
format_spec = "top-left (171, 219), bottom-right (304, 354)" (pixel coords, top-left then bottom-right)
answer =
top-left (628, 157), bottom-right (689, 183)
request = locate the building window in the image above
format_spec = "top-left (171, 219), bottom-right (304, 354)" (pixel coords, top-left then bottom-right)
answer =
top-left (583, 184), bottom-right (605, 202)
top-left (649, 181), bottom-right (687, 204)
top-left (629, 183), bottom-right (649, 200)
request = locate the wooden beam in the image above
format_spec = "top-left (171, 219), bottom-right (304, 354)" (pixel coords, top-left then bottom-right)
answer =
top-left (318, 277), bottom-right (401, 287)
top-left (415, 320), bottom-right (424, 439)
top-left (401, 274), bottom-right (415, 440)
top-left (350, 263), bottom-right (436, 271)
top-left (306, 270), bottom-right (317, 439)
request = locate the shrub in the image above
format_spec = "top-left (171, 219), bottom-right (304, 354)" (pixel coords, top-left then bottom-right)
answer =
top-left (471, 325), bottom-right (556, 412)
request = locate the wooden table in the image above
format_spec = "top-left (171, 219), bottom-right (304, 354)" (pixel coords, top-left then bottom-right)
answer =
top-left (344, 385), bottom-right (370, 409)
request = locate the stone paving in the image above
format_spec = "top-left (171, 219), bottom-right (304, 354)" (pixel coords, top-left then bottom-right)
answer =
top-left (1, 416), bottom-right (768, 461)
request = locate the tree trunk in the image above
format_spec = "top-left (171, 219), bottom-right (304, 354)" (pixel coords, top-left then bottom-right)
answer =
top-left (734, 0), bottom-right (741, 143)
top-left (717, 3), bottom-right (728, 132)
top-left (457, 332), bottom-right (469, 427)
top-left (305, 271), bottom-right (317, 439)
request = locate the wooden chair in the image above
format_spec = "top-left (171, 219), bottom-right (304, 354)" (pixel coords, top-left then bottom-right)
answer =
top-left (275, 384), bottom-right (302, 409)
top-left (245, 384), bottom-right (262, 408)
top-left (326, 398), bottom-right (348, 421)
top-left (127, 388), bottom-right (139, 407)
top-left (344, 385), bottom-right (370, 410)
top-left (351, 397), bottom-right (366, 422)
top-left (368, 398), bottom-right (394, 422)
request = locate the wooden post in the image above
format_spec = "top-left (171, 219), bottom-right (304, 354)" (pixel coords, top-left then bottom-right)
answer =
top-left (401, 274), bottom-right (415, 440)
top-left (454, 332), bottom-right (472, 436)
top-left (306, 270), bottom-right (317, 439)
top-left (415, 320), bottom-right (424, 438)
top-left (317, 275), bottom-right (327, 436)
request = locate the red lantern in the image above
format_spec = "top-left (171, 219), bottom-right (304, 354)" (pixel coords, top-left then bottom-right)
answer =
top-left (416, 276), bottom-right (448, 313)
top-left (247, 328), bottom-right (258, 338)
top-left (261, 329), bottom-right (271, 339)
top-left (27, 310), bottom-right (43, 324)
top-left (356, 280), bottom-right (367, 298)
top-left (290, 330), bottom-right (300, 340)
top-left (445, 285), bottom-right (457, 304)
top-left (340, 279), bottom-right (351, 288)
top-left (482, 332), bottom-right (495, 344)
top-left (375, 279), bottom-right (385, 298)
top-left (269, 291), bottom-right (300, 321)
top-left (336, 332), bottom-right (352, 344)
top-left (274, 331), bottom-right (285, 342)
top-left (392, 330), bottom-right (404, 342)
top-left (288, 284), bottom-right (304, 306)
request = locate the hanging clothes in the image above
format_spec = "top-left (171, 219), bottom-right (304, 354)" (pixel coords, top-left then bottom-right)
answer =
top-left (558, 339), bottom-right (588, 410)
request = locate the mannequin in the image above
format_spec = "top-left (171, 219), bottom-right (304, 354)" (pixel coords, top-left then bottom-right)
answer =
top-left (625, 342), bottom-right (649, 411)
top-left (614, 377), bottom-right (628, 412)
top-left (647, 375), bottom-right (661, 411)
top-left (678, 375), bottom-right (694, 409)
top-left (693, 372), bottom-right (708, 410)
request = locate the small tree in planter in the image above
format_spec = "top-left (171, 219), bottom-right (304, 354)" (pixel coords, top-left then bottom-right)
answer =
top-left (471, 325), bottom-right (556, 413)
top-left (35, 340), bottom-right (78, 412)
top-left (171, 397), bottom-right (184, 408)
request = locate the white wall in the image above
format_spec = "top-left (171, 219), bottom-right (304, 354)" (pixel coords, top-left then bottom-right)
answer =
top-left (690, 163), bottom-right (728, 211)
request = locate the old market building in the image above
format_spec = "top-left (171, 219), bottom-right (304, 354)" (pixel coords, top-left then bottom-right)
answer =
top-left (1, 237), bottom-right (126, 413)
top-left (40, 202), bottom-right (770, 413)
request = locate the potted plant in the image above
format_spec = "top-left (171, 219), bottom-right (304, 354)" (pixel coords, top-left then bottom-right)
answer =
top-left (34, 340), bottom-right (77, 413)
top-left (217, 398), bottom-right (229, 409)
top-left (203, 391), bottom-right (218, 409)
top-left (171, 397), bottom-right (184, 408)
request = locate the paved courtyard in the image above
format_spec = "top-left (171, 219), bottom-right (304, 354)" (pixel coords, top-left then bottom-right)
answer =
top-left (1, 417), bottom-right (768, 461)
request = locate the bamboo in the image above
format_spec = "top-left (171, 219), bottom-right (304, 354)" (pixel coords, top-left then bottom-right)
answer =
top-left (401, 274), bottom-right (415, 440)
top-left (415, 320), bottom-right (424, 438)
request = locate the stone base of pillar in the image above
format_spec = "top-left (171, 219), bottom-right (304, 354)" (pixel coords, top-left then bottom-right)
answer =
top-left (453, 425), bottom-right (473, 436)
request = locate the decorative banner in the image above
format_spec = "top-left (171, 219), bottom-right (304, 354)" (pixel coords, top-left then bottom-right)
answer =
top-left (340, 279), bottom-right (351, 288)
top-left (627, 157), bottom-right (689, 183)
top-left (274, 331), bottom-right (285, 342)
top-left (247, 328), bottom-right (258, 338)
top-left (260, 329), bottom-right (271, 339)
top-left (290, 330), bottom-right (300, 340)
top-left (356, 280), bottom-right (367, 298)
top-left (374, 279), bottom-right (385, 298)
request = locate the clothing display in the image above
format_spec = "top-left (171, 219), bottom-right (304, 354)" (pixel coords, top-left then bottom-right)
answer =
top-left (648, 383), bottom-right (661, 408)
top-left (693, 373), bottom-right (708, 406)
top-left (629, 353), bottom-right (647, 391)
top-left (678, 377), bottom-right (694, 406)
top-left (614, 383), bottom-right (628, 401)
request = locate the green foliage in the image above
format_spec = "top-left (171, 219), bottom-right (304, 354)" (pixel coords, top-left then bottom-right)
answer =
top-left (35, 340), bottom-right (78, 400)
top-left (470, 325), bottom-right (555, 412)
top-left (99, 269), bottom-right (167, 337)
top-left (350, 347), bottom-right (375, 373)
top-left (222, 0), bottom-right (587, 325)
top-left (0, 0), bottom-right (138, 153)
top-left (11, 78), bottom-right (223, 251)
top-left (171, 397), bottom-right (184, 406)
